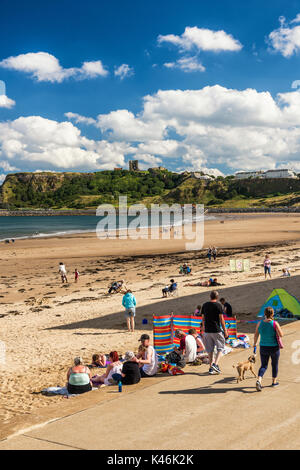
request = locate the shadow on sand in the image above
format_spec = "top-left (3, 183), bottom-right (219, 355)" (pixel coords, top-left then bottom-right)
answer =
top-left (44, 275), bottom-right (299, 334)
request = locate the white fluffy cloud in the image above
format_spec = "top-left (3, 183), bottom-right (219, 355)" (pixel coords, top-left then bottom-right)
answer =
top-left (268, 15), bottom-right (300, 57)
top-left (0, 174), bottom-right (6, 184)
top-left (66, 85), bottom-right (300, 173)
top-left (158, 26), bottom-right (242, 73)
top-left (0, 52), bottom-right (109, 82)
top-left (164, 56), bottom-right (205, 72)
top-left (0, 116), bottom-right (135, 171)
top-left (158, 26), bottom-right (242, 52)
top-left (114, 64), bottom-right (134, 80)
top-left (0, 94), bottom-right (15, 108)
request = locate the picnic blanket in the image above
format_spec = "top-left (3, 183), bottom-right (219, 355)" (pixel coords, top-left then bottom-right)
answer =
top-left (42, 386), bottom-right (98, 397)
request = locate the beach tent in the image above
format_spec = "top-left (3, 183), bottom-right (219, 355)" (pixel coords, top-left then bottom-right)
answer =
top-left (258, 288), bottom-right (300, 318)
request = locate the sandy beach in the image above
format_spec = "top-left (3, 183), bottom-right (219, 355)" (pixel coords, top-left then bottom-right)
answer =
top-left (0, 212), bottom-right (300, 439)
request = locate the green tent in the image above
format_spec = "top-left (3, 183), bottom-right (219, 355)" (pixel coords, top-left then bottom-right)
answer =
top-left (258, 288), bottom-right (300, 318)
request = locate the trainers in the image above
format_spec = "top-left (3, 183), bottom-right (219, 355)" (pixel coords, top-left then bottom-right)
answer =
top-left (211, 363), bottom-right (221, 374)
top-left (272, 382), bottom-right (279, 387)
top-left (256, 380), bottom-right (262, 392)
top-left (209, 366), bottom-right (217, 375)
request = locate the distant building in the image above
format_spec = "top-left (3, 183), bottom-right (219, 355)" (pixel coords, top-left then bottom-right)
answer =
top-left (114, 167), bottom-right (122, 171)
top-left (191, 172), bottom-right (213, 180)
top-left (235, 169), bottom-right (296, 179)
top-left (263, 169), bottom-right (296, 179)
top-left (235, 170), bottom-right (264, 180)
top-left (129, 160), bottom-right (140, 171)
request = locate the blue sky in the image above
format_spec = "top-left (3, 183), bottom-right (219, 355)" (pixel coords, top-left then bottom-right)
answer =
top-left (1, 0), bottom-right (300, 179)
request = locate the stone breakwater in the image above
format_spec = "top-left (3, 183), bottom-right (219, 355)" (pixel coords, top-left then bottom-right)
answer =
top-left (0, 206), bottom-right (300, 216)
top-left (0, 209), bottom-right (96, 216)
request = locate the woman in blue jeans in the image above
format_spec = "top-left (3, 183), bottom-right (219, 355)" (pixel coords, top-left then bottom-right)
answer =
top-left (253, 307), bottom-right (283, 391)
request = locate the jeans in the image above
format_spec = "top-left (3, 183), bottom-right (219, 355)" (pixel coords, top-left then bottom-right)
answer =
top-left (112, 373), bottom-right (122, 382)
top-left (258, 346), bottom-right (280, 378)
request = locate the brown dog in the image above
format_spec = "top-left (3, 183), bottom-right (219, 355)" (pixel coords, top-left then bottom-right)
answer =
top-left (233, 355), bottom-right (257, 383)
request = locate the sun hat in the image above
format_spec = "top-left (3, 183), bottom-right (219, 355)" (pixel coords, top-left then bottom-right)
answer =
top-left (124, 351), bottom-right (135, 361)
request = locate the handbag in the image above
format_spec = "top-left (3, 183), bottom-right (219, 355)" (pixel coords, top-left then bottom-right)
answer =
top-left (273, 320), bottom-right (284, 349)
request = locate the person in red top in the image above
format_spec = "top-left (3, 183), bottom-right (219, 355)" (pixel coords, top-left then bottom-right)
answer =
top-left (175, 329), bottom-right (186, 352)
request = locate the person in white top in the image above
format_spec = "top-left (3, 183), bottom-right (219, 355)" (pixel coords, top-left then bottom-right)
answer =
top-left (92, 351), bottom-right (123, 386)
top-left (59, 262), bottom-right (68, 283)
top-left (136, 334), bottom-right (158, 377)
top-left (184, 329), bottom-right (197, 363)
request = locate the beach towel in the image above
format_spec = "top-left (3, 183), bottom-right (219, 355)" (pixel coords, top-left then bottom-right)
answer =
top-left (42, 386), bottom-right (97, 397)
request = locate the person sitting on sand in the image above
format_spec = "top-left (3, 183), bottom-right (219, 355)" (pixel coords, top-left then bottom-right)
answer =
top-left (174, 329), bottom-right (186, 352)
top-left (162, 279), bottom-right (177, 297)
top-left (281, 268), bottom-right (291, 277)
top-left (67, 357), bottom-right (92, 395)
top-left (91, 351), bottom-right (123, 386)
top-left (59, 262), bottom-right (68, 284)
top-left (108, 280), bottom-right (125, 294)
top-left (194, 304), bottom-right (202, 316)
top-left (220, 298), bottom-right (233, 317)
top-left (111, 351), bottom-right (141, 385)
top-left (186, 278), bottom-right (223, 287)
top-left (136, 334), bottom-right (158, 377)
top-left (184, 329), bottom-right (198, 363)
top-left (89, 353), bottom-right (107, 368)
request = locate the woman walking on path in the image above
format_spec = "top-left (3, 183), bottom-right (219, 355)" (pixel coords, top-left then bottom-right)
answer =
top-left (253, 307), bottom-right (283, 391)
top-left (264, 254), bottom-right (272, 279)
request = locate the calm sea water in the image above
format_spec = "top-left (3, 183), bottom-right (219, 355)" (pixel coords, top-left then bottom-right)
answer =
top-left (0, 213), bottom-right (214, 241)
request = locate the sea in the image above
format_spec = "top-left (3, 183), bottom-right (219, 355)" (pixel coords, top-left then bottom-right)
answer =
top-left (0, 212), bottom-right (215, 241)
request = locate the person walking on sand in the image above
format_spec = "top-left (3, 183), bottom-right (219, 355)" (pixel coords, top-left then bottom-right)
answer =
top-left (201, 290), bottom-right (228, 375)
top-left (59, 262), bottom-right (68, 284)
top-left (74, 268), bottom-right (79, 283)
top-left (207, 247), bottom-right (212, 263)
top-left (264, 254), bottom-right (271, 279)
top-left (122, 290), bottom-right (137, 332)
top-left (212, 246), bottom-right (217, 261)
top-left (253, 307), bottom-right (283, 391)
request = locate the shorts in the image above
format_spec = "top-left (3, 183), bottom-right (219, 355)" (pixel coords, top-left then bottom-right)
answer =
top-left (125, 307), bottom-right (136, 318)
top-left (203, 332), bottom-right (225, 353)
top-left (264, 266), bottom-right (271, 274)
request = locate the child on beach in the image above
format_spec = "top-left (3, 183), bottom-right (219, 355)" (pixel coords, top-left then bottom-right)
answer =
top-left (264, 254), bottom-right (271, 279)
top-left (59, 262), bottom-right (68, 283)
top-left (74, 268), bottom-right (79, 283)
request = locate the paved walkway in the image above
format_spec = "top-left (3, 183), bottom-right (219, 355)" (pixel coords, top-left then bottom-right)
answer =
top-left (1, 322), bottom-right (299, 450)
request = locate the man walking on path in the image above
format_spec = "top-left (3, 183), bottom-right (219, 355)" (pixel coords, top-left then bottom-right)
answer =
top-left (201, 291), bottom-right (228, 375)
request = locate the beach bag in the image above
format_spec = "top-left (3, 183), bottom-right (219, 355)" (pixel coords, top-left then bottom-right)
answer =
top-left (166, 350), bottom-right (186, 368)
top-left (273, 321), bottom-right (284, 349)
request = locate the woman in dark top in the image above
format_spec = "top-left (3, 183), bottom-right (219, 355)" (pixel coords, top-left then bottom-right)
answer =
top-left (112, 351), bottom-right (141, 385)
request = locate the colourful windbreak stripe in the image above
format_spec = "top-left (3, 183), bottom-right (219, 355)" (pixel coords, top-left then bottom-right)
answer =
top-left (153, 314), bottom-right (173, 354)
top-left (153, 314), bottom-right (237, 354)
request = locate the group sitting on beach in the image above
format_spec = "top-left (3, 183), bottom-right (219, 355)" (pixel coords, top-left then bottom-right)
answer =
top-left (179, 263), bottom-right (191, 275)
top-left (67, 334), bottom-right (159, 394)
top-left (186, 277), bottom-right (223, 287)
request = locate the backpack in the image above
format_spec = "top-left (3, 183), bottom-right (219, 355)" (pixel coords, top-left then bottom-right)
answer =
top-left (166, 350), bottom-right (186, 368)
